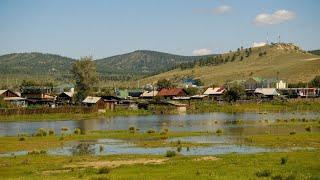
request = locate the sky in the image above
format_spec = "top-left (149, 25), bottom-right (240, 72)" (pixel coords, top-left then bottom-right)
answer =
top-left (0, 0), bottom-right (320, 59)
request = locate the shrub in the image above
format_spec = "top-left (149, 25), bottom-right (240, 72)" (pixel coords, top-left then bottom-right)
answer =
top-left (216, 129), bottom-right (223, 134)
top-left (61, 127), bottom-right (69, 131)
top-left (48, 129), bottom-right (55, 136)
top-left (59, 136), bottom-right (64, 141)
top-left (186, 147), bottom-right (190, 151)
top-left (19, 137), bottom-right (26, 141)
top-left (177, 146), bottom-right (182, 152)
top-left (166, 150), bottom-right (176, 157)
top-left (35, 128), bottom-right (47, 137)
top-left (147, 129), bottom-right (156, 134)
top-left (98, 167), bottom-right (110, 174)
top-left (289, 131), bottom-right (296, 135)
top-left (28, 149), bottom-right (47, 155)
top-left (74, 128), bottom-right (81, 135)
top-left (99, 145), bottom-right (104, 152)
top-left (280, 157), bottom-right (288, 165)
top-left (128, 126), bottom-right (136, 133)
top-left (305, 126), bottom-right (312, 132)
top-left (255, 170), bottom-right (272, 177)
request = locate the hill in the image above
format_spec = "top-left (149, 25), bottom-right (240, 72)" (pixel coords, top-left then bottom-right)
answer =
top-left (309, 49), bottom-right (320, 56)
top-left (95, 50), bottom-right (205, 80)
top-left (0, 51), bottom-right (205, 86)
top-left (140, 43), bottom-right (320, 86)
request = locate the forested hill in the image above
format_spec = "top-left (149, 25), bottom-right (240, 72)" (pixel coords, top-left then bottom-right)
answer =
top-left (95, 50), bottom-right (205, 78)
top-left (0, 52), bottom-right (75, 75)
top-left (0, 50), bottom-right (208, 82)
top-left (309, 49), bottom-right (320, 56)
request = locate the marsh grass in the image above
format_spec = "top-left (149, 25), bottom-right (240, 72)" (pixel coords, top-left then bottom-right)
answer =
top-left (166, 150), bottom-right (176, 157)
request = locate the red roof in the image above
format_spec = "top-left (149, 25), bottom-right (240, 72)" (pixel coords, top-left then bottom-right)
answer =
top-left (157, 88), bottom-right (186, 97)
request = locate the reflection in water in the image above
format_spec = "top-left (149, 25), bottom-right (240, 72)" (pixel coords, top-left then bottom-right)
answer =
top-left (0, 112), bottom-right (319, 136)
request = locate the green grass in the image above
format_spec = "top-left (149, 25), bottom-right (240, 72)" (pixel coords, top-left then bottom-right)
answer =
top-left (0, 151), bottom-right (319, 179)
top-left (0, 130), bottom-right (213, 153)
top-left (188, 100), bottom-right (320, 113)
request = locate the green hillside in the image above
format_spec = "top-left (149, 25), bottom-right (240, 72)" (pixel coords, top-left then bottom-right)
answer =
top-left (95, 50), bottom-right (205, 80)
top-left (0, 51), bottom-right (205, 86)
top-left (141, 43), bottom-right (320, 86)
top-left (309, 49), bottom-right (320, 56)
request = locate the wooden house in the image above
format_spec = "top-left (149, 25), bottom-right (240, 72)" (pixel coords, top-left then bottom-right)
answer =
top-left (203, 87), bottom-right (226, 101)
top-left (157, 88), bottom-right (187, 99)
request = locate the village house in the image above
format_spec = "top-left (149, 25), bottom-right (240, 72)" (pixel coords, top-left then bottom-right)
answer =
top-left (276, 80), bottom-right (288, 89)
top-left (140, 90), bottom-right (158, 99)
top-left (157, 88), bottom-right (187, 99)
top-left (56, 88), bottom-right (74, 105)
top-left (0, 89), bottom-right (26, 107)
top-left (21, 86), bottom-right (55, 106)
top-left (203, 87), bottom-right (226, 101)
top-left (254, 88), bottom-right (280, 99)
top-left (82, 96), bottom-right (117, 110)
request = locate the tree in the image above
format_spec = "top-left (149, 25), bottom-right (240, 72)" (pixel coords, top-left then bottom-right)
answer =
top-left (193, 79), bottom-right (204, 86)
top-left (71, 56), bottom-right (98, 103)
top-left (223, 85), bottom-right (245, 103)
top-left (311, 75), bottom-right (320, 87)
top-left (156, 79), bottom-right (174, 90)
top-left (184, 87), bottom-right (198, 96)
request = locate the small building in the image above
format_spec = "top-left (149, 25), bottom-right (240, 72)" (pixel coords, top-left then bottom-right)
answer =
top-left (57, 91), bottom-right (74, 105)
top-left (157, 88), bottom-right (187, 99)
top-left (140, 91), bottom-right (158, 99)
top-left (203, 87), bottom-right (226, 101)
top-left (254, 88), bottom-right (279, 99)
top-left (276, 80), bottom-right (288, 89)
top-left (21, 87), bottom-right (55, 106)
top-left (0, 90), bottom-right (26, 107)
top-left (82, 96), bottom-right (105, 108)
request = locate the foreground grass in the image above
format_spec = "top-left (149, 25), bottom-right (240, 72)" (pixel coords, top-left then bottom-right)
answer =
top-left (0, 109), bottom-right (151, 122)
top-left (0, 130), bottom-right (212, 153)
top-left (0, 151), bottom-right (319, 179)
top-left (188, 100), bottom-right (320, 113)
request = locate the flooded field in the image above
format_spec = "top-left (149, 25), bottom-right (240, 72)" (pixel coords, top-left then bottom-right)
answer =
top-left (1, 112), bottom-right (319, 136)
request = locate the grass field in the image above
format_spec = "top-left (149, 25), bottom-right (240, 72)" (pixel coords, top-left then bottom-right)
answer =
top-left (141, 44), bottom-right (320, 86)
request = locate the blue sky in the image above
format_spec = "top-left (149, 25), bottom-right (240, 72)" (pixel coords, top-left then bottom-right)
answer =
top-left (0, 0), bottom-right (319, 58)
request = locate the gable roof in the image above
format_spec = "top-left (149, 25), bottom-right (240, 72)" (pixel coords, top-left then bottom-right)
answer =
top-left (140, 91), bottom-right (158, 97)
top-left (0, 90), bottom-right (20, 97)
top-left (0, 90), bottom-right (6, 96)
top-left (203, 87), bottom-right (225, 95)
top-left (82, 96), bottom-right (101, 104)
top-left (254, 88), bottom-right (279, 96)
top-left (60, 91), bottom-right (74, 98)
top-left (157, 88), bottom-right (186, 97)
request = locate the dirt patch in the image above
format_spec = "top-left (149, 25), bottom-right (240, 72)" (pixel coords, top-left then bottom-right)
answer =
top-left (65, 158), bottom-right (168, 169)
top-left (42, 169), bottom-right (72, 175)
top-left (302, 58), bottom-right (320, 61)
top-left (194, 156), bottom-right (220, 161)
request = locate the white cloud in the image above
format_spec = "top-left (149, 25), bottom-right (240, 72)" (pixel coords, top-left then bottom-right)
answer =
top-left (254, 10), bottom-right (296, 26)
top-left (193, 48), bottom-right (212, 56)
top-left (252, 42), bottom-right (267, 48)
top-left (213, 5), bottom-right (231, 14)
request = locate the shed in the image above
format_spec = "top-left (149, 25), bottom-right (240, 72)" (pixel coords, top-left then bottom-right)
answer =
top-left (203, 87), bottom-right (225, 101)
top-left (254, 88), bottom-right (279, 99)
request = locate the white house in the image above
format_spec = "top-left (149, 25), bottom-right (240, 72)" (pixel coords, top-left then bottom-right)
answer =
top-left (276, 80), bottom-right (287, 89)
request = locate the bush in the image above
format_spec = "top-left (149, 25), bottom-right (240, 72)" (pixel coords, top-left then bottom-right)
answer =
top-left (61, 127), bottom-right (69, 131)
top-left (216, 129), bottom-right (223, 134)
top-left (98, 167), bottom-right (110, 174)
top-left (99, 145), bottom-right (104, 152)
top-left (28, 149), bottom-right (47, 155)
top-left (74, 128), bottom-right (81, 135)
top-left (255, 170), bottom-right (272, 177)
top-left (35, 128), bottom-right (47, 137)
top-left (177, 146), bottom-right (182, 152)
top-left (289, 131), bottom-right (296, 135)
top-left (128, 126), bottom-right (136, 133)
top-left (147, 129), bottom-right (156, 134)
top-left (280, 157), bottom-right (288, 165)
top-left (48, 129), bottom-right (55, 136)
top-left (19, 137), bottom-right (26, 141)
top-left (166, 150), bottom-right (176, 157)
top-left (305, 126), bottom-right (312, 132)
